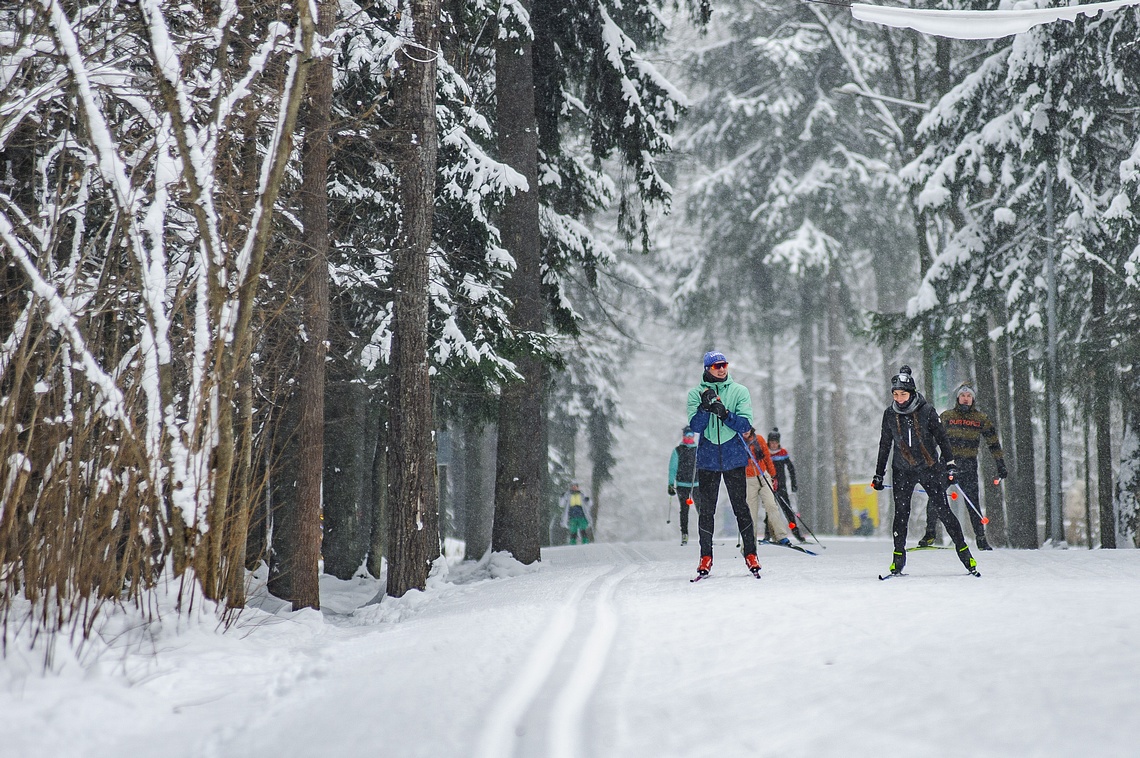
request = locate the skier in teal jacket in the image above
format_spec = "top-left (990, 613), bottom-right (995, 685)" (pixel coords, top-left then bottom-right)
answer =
top-left (687, 350), bottom-right (759, 579)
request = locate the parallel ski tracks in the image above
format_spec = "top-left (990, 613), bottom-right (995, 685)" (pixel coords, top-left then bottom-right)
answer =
top-left (475, 547), bottom-right (640, 758)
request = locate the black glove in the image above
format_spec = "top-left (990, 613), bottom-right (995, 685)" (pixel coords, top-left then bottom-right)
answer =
top-left (871, 474), bottom-right (884, 491)
top-left (699, 388), bottom-right (717, 411)
top-left (946, 460), bottom-right (959, 485)
top-left (791, 483), bottom-right (797, 493)
top-left (668, 484), bottom-right (676, 496)
top-left (996, 460), bottom-right (1008, 479)
top-left (708, 400), bottom-right (728, 420)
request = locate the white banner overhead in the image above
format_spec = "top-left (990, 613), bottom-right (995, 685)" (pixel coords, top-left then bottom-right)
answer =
top-left (850, 0), bottom-right (1140, 39)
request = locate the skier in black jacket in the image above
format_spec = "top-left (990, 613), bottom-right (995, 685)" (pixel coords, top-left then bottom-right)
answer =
top-left (871, 366), bottom-right (978, 577)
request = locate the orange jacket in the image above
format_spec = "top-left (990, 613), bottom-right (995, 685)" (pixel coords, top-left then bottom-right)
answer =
top-left (744, 434), bottom-right (776, 480)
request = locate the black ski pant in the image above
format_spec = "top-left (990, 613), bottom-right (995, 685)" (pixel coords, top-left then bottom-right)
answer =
top-left (697, 467), bottom-right (755, 558)
top-left (925, 459), bottom-right (986, 543)
top-left (676, 486), bottom-right (696, 534)
top-left (893, 466), bottom-right (967, 559)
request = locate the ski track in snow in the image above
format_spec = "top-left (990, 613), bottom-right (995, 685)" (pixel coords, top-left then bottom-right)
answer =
top-left (475, 557), bottom-right (623, 758)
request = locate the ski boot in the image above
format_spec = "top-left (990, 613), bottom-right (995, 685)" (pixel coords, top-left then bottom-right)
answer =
top-left (889, 551), bottom-right (906, 575)
top-left (976, 537), bottom-right (993, 551)
top-left (696, 555), bottom-right (712, 577)
top-left (681, 532), bottom-right (689, 546)
top-left (917, 534), bottom-right (936, 548)
top-left (744, 553), bottom-right (761, 578)
top-left (776, 537), bottom-right (792, 547)
top-left (958, 545), bottom-right (980, 575)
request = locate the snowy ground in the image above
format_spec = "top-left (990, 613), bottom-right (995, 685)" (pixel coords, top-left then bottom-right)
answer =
top-left (2, 537), bottom-right (1139, 758)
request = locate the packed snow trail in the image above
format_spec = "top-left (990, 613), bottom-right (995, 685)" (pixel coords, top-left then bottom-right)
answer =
top-left (4, 538), bottom-right (1140, 758)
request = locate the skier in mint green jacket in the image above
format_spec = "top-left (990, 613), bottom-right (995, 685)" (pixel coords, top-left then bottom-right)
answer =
top-left (687, 350), bottom-right (759, 579)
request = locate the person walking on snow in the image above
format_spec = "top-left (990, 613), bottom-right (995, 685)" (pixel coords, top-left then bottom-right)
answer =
top-left (767, 427), bottom-right (805, 542)
top-left (687, 351), bottom-right (761, 578)
top-left (742, 427), bottom-right (792, 546)
top-left (668, 427), bottom-right (700, 546)
top-left (917, 382), bottom-right (1008, 550)
top-left (559, 483), bottom-right (592, 544)
top-left (871, 366), bottom-right (978, 577)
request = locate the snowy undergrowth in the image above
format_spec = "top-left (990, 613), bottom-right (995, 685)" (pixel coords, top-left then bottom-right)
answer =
top-left (1, 547), bottom-right (541, 674)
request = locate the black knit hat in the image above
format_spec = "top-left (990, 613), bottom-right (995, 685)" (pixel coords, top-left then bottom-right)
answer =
top-left (891, 365), bottom-right (917, 394)
top-left (767, 427), bottom-right (780, 443)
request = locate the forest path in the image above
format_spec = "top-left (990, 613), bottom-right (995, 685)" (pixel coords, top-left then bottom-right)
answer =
top-left (8, 538), bottom-right (1140, 758)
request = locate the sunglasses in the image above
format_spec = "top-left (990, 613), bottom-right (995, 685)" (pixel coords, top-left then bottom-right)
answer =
top-left (710, 362), bottom-right (728, 369)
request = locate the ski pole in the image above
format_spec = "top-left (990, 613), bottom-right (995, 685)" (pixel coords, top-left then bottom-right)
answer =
top-left (875, 481), bottom-right (987, 523)
top-left (737, 428), bottom-right (826, 549)
top-left (666, 493), bottom-right (672, 524)
top-left (949, 484), bottom-right (988, 524)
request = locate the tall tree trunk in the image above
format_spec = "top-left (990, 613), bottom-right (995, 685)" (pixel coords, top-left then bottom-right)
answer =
top-left (386, 0), bottom-right (443, 597)
top-left (793, 283), bottom-right (816, 532)
top-left (323, 378), bottom-right (370, 579)
top-left (368, 402), bottom-right (388, 578)
top-left (828, 271), bottom-right (853, 535)
top-left (492, 2), bottom-right (544, 565)
top-left (973, 317), bottom-right (1007, 546)
top-left (1009, 345), bottom-right (1039, 548)
top-left (1115, 375), bottom-right (1140, 547)
top-left (994, 321), bottom-right (1017, 541)
top-left (1091, 267), bottom-right (1116, 548)
top-left (287, 0), bottom-right (339, 609)
top-left (463, 421), bottom-right (496, 559)
top-left (765, 331), bottom-right (777, 430)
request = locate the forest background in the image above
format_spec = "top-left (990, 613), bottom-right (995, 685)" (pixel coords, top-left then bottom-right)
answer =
top-left (2, 0), bottom-right (1140, 647)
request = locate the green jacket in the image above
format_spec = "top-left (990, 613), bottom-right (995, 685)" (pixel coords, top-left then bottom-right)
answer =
top-left (687, 374), bottom-right (754, 471)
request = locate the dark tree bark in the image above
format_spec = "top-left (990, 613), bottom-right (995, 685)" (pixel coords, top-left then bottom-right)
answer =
top-left (1091, 267), bottom-right (1116, 548)
top-left (368, 401), bottom-right (388, 578)
top-left (492, 1), bottom-right (545, 565)
top-left (973, 317), bottom-right (1008, 546)
top-left (828, 271), bottom-right (853, 535)
top-left (286, 0), bottom-right (338, 610)
top-left (322, 379), bottom-right (370, 579)
top-left (386, 0), bottom-right (443, 597)
top-left (1008, 346), bottom-right (1039, 548)
top-left (463, 421), bottom-right (496, 560)
top-left (793, 283), bottom-right (817, 532)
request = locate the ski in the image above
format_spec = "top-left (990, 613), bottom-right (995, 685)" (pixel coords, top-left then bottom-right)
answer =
top-left (878, 572), bottom-right (907, 580)
top-left (906, 545), bottom-right (950, 552)
top-left (759, 539), bottom-right (818, 556)
top-left (690, 572), bottom-right (710, 583)
top-left (967, 569), bottom-right (982, 577)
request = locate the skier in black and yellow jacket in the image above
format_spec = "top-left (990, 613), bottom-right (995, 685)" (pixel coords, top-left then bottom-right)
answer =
top-left (918, 382), bottom-right (1007, 550)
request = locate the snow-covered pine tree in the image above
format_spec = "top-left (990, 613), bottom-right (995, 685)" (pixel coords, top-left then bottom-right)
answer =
top-left (904, 5), bottom-right (1140, 547)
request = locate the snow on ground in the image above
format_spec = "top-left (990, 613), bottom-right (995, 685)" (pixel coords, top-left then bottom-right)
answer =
top-left (3, 538), bottom-right (1138, 757)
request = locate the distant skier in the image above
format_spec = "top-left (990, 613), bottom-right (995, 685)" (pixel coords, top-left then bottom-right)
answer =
top-left (742, 427), bottom-right (791, 546)
top-left (916, 382), bottom-right (1007, 551)
top-left (871, 366), bottom-right (978, 577)
top-left (687, 350), bottom-right (761, 579)
top-left (559, 483), bottom-right (593, 545)
top-left (766, 427), bottom-right (804, 542)
top-left (668, 427), bottom-right (700, 546)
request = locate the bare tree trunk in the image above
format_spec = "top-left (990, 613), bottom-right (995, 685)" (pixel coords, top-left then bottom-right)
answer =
top-left (973, 317), bottom-right (1008, 546)
top-left (828, 271), bottom-right (853, 535)
top-left (286, 0), bottom-right (339, 610)
top-left (1092, 267), bottom-right (1116, 548)
top-left (492, 1), bottom-right (544, 565)
top-left (386, 0), bottom-right (443, 597)
top-left (1009, 345), bottom-right (1039, 548)
top-left (794, 284), bottom-right (816, 533)
top-left (463, 422), bottom-right (496, 560)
